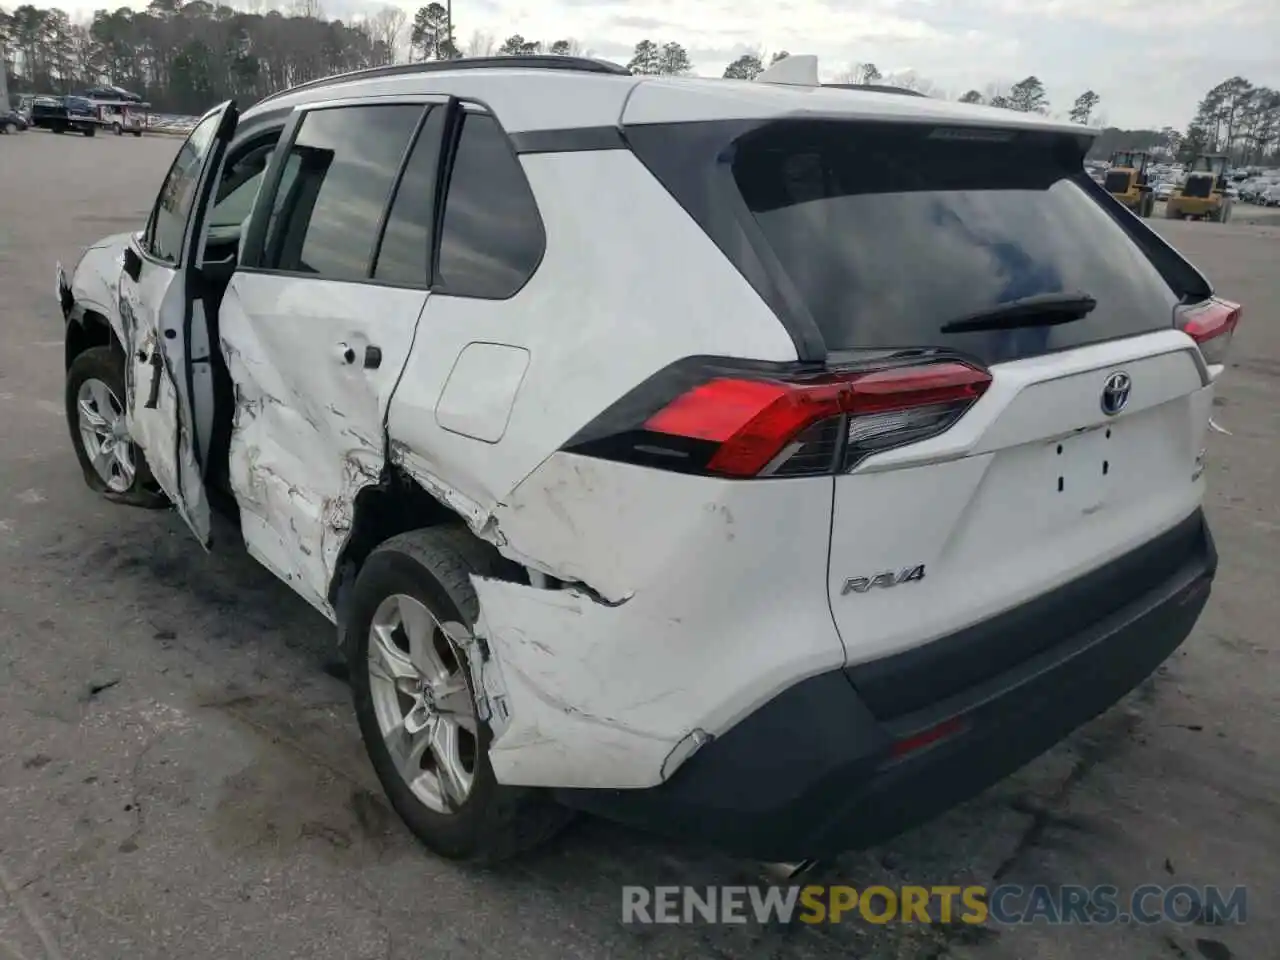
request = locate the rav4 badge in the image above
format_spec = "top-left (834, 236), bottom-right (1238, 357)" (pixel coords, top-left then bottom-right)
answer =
top-left (842, 564), bottom-right (926, 596)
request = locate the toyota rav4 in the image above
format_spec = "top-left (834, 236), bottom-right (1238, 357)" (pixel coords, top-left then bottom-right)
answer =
top-left (56, 55), bottom-right (1234, 863)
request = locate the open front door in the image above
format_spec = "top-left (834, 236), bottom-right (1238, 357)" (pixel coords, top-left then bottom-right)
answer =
top-left (118, 100), bottom-right (238, 547)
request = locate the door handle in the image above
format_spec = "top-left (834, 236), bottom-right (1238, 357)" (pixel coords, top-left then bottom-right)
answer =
top-left (363, 345), bottom-right (382, 370)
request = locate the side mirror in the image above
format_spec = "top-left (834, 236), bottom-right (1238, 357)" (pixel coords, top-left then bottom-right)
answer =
top-left (123, 245), bottom-right (143, 282)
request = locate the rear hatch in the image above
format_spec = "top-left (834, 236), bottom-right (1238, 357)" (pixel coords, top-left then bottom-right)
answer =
top-left (620, 111), bottom-right (1221, 707)
top-left (726, 119), bottom-right (1215, 686)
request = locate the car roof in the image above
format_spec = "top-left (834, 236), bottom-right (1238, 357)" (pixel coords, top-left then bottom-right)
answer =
top-left (241, 59), bottom-right (1094, 139)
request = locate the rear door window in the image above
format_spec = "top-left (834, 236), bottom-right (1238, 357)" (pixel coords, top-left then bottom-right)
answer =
top-left (731, 121), bottom-right (1179, 364)
top-left (262, 103), bottom-right (424, 281)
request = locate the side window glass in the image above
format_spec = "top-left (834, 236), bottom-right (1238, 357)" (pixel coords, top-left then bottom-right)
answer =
top-left (262, 104), bottom-right (423, 281)
top-left (145, 110), bottom-right (222, 264)
top-left (373, 108), bottom-right (444, 286)
top-left (436, 113), bottom-right (544, 299)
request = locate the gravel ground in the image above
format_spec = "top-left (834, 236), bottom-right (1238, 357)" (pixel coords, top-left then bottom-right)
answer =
top-left (0, 129), bottom-right (1277, 960)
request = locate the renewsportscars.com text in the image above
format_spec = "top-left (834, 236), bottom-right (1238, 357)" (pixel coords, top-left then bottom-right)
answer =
top-left (621, 884), bottom-right (1248, 926)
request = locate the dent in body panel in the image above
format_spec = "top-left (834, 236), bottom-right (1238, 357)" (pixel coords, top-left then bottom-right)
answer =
top-left (221, 311), bottom-right (387, 615)
top-left (68, 232), bottom-right (133, 345)
top-left (408, 452), bottom-right (844, 789)
top-left (468, 577), bottom-right (686, 789)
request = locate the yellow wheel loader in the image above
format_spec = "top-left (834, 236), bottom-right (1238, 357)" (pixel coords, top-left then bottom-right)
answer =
top-left (1166, 154), bottom-right (1234, 223)
top-left (1104, 151), bottom-right (1156, 218)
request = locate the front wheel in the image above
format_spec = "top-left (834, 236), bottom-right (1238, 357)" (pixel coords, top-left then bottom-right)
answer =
top-left (112, 122), bottom-right (122, 136)
top-left (65, 346), bottom-right (168, 508)
top-left (346, 527), bottom-right (573, 862)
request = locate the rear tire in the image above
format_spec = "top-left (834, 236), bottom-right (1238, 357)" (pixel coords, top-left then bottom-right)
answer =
top-left (346, 527), bottom-right (574, 863)
top-left (65, 346), bottom-right (168, 509)
top-left (82, 126), bottom-right (95, 138)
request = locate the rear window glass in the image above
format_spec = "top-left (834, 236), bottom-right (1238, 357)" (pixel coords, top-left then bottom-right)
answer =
top-left (731, 122), bottom-right (1178, 363)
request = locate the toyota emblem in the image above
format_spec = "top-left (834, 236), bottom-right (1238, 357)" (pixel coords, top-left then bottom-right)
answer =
top-left (1101, 371), bottom-right (1131, 416)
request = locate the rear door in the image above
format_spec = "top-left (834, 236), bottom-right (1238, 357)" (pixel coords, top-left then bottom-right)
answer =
top-left (729, 120), bottom-right (1215, 670)
top-left (118, 100), bottom-right (237, 545)
top-left (219, 98), bottom-right (447, 614)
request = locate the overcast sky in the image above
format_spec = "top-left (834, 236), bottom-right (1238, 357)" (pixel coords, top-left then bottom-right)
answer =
top-left (58, 0), bottom-right (1279, 129)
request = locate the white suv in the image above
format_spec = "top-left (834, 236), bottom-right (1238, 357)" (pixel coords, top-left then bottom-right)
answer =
top-left (57, 55), bottom-right (1234, 863)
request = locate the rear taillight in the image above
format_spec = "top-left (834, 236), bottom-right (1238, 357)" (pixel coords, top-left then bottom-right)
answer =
top-left (564, 358), bottom-right (991, 478)
top-left (1177, 298), bottom-right (1241, 367)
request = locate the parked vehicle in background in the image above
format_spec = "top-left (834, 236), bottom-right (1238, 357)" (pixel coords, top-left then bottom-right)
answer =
top-left (92, 98), bottom-right (148, 136)
top-left (1263, 184), bottom-right (1280, 207)
top-left (29, 95), bottom-right (98, 136)
top-left (1154, 181), bottom-right (1176, 200)
top-left (1, 108), bottom-right (27, 133)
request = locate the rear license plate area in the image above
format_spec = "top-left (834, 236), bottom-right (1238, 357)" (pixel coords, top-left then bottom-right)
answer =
top-left (1050, 425), bottom-right (1116, 515)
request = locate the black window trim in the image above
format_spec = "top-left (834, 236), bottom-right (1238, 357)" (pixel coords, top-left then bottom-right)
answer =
top-left (427, 98), bottom-right (548, 302)
top-left (237, 93), bottom-right (548, 299)
top-left (237, 93), bottom-right (450, 291)
top-left (370, 105), bottom-right (444, 287)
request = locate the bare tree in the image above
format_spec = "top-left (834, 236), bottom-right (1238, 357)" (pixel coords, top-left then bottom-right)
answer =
top-left (368, 6), bottom-right (407, 65)
top-left (833, 61), bottom-right (882, 85)
top-left (289, 0), bottom-right (323, 20)
top-left (883, 69), bottom-right (940, 96)
top-left (464, 29), bottom-right (495, 57)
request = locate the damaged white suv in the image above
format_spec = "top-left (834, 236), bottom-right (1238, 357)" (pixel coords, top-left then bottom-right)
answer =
top-left (58, 55), bottom-right (1235, 863)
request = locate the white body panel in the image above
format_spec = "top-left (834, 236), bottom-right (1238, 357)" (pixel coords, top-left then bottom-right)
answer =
top-left (829, 334), bottom-right (1213, 666)
top-left (435, 342), bottom-right (530, 444)
top-left (66, 233), bottom-right (131, 337)
top-left (472, 451), bottom-right (845, 789)
top-left (220, 272), bottom-right (429, 614)
top-left (260, 69), bottom-right (639, 133)
top-left (386, 149), bottom-right (798, 566)
top-left (621, 76), bottom-right (1096, 134)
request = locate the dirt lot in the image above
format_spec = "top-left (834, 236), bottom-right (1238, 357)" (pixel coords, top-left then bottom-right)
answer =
top-left (0, 130), bottom-right (1277, 960)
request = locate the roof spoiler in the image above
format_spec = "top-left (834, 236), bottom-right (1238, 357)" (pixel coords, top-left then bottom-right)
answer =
top-left (755, 54), bottom-right (819, 87)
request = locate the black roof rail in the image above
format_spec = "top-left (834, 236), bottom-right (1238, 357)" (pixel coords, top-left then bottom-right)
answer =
top-left (821, 83), bottom-right (928, 98)
top-left (255, 55), bottom-right (631, 107)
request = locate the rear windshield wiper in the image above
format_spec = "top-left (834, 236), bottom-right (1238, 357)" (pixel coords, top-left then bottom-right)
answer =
top-left (940, 292), bottom-right (1098, 334)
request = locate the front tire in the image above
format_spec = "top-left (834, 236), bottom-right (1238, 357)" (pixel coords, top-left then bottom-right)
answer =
top-left (346, 527), bottom-right (573, 863)
top-left (112, 122), bottom-right (122, 136)
top-left (65, 346), bottom-right (168, 508)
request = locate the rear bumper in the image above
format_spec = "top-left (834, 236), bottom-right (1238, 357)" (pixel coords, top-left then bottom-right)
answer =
top-left (555, 510), bottom-right (1216, 860)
